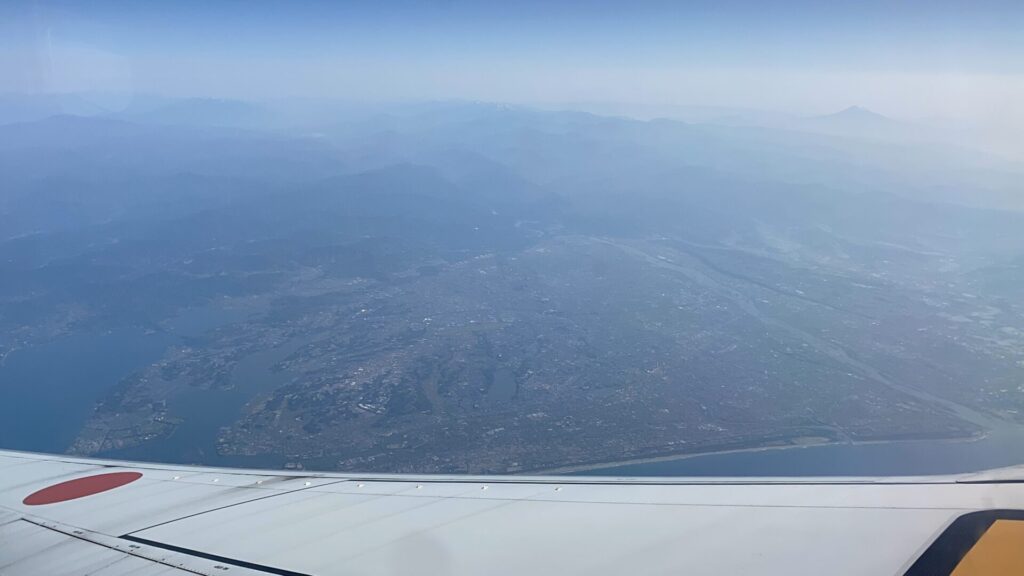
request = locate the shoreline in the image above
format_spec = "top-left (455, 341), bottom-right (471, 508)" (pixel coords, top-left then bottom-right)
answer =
top-left (532, 431), bottom-right (991, 475)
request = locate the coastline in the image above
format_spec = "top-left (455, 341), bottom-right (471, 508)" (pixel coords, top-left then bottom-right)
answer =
top-left (531, 431), bottom-right (991, 475)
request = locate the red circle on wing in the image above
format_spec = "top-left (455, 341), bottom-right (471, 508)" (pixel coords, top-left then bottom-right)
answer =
top-left (23, 471), bottom-right (143, 506)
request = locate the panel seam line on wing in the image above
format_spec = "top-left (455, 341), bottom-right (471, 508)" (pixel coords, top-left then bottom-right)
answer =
top-left (124, 478), bottom-right (350, 534)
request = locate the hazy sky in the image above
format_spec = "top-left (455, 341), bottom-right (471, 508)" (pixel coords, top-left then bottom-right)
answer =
top-left (2, 0), bottom-right (1023, 123)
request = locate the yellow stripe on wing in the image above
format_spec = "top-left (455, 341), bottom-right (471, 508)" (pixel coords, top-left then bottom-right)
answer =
top-left (952, 520), bottom-right (1024, 576)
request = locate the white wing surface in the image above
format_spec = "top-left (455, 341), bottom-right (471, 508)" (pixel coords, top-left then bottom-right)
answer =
top-left (1, 449), bottom-right (1022, 575)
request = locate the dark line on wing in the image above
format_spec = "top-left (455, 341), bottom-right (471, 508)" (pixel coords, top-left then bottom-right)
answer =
top-left (23, 518), bottom-right (207, 576)
top-left (122, 535), bottom-right (312, 576)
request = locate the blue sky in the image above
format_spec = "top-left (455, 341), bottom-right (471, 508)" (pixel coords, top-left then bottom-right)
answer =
top-left (2, 0), bottom-right (1022, 121)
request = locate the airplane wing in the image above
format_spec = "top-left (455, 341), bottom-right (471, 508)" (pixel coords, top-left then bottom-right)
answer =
top-left (1, 449), bottom-right (1022, 575)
